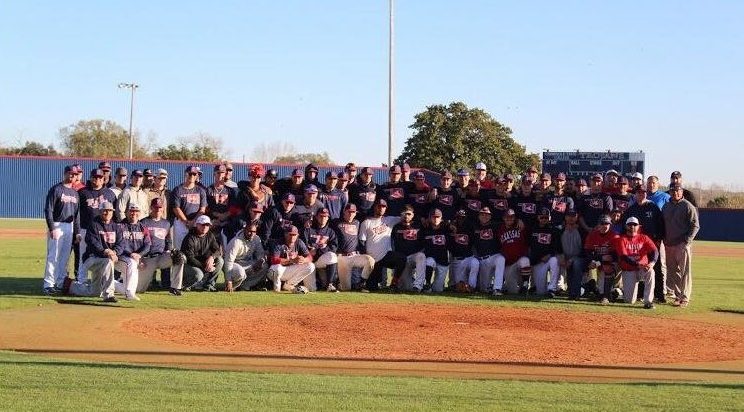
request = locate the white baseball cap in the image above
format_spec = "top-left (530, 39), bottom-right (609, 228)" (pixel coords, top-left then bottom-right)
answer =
top-left (631, 172), bottom-right (644, 180)
top-left (194, 215), bottom-right (212, 225)
top-left (474, 162), bottom-right (487, 171)
top-left (625, 217), bottom-right (640, 225)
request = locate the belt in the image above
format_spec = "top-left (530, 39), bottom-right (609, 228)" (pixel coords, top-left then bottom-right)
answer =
top-left (340, 252), bottom-right (359, 257)
top-left (477, 254), bottom-right (494, 260)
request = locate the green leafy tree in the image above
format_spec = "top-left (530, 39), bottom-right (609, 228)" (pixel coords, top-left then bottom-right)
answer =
top-left (0, 141), bottom-right (60, 156)
top-left (274, 151), bottom-right (334, 165)
top-left (155, 133), bottom-right (224, 161)
top-left (59, 119), bottom-right (149, 158)
top-left (395, 102), bottom-right (539, 174)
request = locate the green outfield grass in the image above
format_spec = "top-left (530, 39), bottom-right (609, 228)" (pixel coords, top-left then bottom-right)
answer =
top-left (0, 351), bottom-right (741, 412)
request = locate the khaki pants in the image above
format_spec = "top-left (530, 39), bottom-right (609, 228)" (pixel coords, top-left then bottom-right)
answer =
top-left (665, 243), bottom-right (692, 302)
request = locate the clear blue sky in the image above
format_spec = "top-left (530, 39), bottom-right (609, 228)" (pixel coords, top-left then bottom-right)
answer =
top-left (1, 1), bottom-right (742, 187)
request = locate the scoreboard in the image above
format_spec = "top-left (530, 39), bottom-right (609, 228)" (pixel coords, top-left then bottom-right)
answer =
top-left (541, 151), bottom-right (645, 179)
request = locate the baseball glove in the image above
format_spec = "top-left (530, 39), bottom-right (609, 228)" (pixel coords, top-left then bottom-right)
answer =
top-left (455, 281), bottom-right (472, 293)
top-left (170, 249), bottom-right (185, 265)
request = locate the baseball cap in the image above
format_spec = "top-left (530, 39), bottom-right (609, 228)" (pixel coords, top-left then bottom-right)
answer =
top-left (325, 171), bottom-right (338, 180)
top-left (474, 162), bottom-right (487, 171)
top-left (63, 165), bottom-right (76, 174)
top-left (625, 217), bottom-right (640, 225)
top-left (591, 173), bottom-right (603, 181)
top-left (556, 172), bottom-right (567, 181)
top-left (599, 215), bottom-right (612, 225)
top-left (619, 177), bottom-right (629, 185)
top-left (214, 164), bottom-right (227, 173)
top-left (669, 182), bottom-right (684, 191)
top-left (285, 225), bottom-right (299, 235)
top-left (71, 164), bottom-right (83, 174)
top-left (467, 180), bottom-right (480, 187)
top-left (304, 184), bottom-right (319, 194)
top-left (577, 179), bottom-right (588, 186)
top-left (606, 169), bottom-right (620, 177)
top-left (429, 208), bottom-right (443, 217)
top-left (374, 198), bottom-right (388, 207)
top-left (361, 167), bottom-right (374, 175)
top-left (611, 207), bottom-right (622, 214)
top-left (540, 173), bottom-right (552, 181)
top-left (345, 162), bottom-right (357, 172)
top-left (413, 171), bottom-right (425, 180)
top-left (337, 172), bottom-right (350, 181)
top-left (631, 172), bottom-right (644, 180)
top-left (132, 169), bottom-right (144, 177)
top-left (478, 207), bottom-right (491, 214)
top-left (292, 168), bottom-right (303, 177)
top-left (496, 176), bottom-right (506, 184)
top-left (389, 165), bottom-right (402, 174)
top-left (281, 193), bottom-right (296, 203)
top-left (316, 208), bottom-right (330, 217)
top-left (184, 166), bottom-right (199, 174)
top-left (143, 168), bottom-right (153, 177)
top-left (671, 171), bottom-right (682, 178)
top-left (344, 203), bottom-right (357, 212)
top-left (441, 170), bottom-right (453, 179)
top-left (115, 167), bottom-right (128, 176)
top-left (127, 203), bottom-right (141, 211)
top-left (150, 198), bottom-right (164, 208)
top-left (194, 215), bottom-right (212, 226)
top-left (457, 168), bottom-right (470, 177)
top-left (402, 163), bottom-right (411, 172)
top-left (99, 201), bottom-right (115, 210)
top-left (634, 185), bottom-right (647, 193)
top-left (156, 168), bottom-right (168, 177)
top-left (98, 161), bottom-right (112, 171)
top-left (504, 208), bottom-right (516, 216)
top-left (305, 163), bottom-right (319, 173)
top-left (90, 168), bottom-right (105, 178)
top-left (266, 169), bottom-right (278, 178)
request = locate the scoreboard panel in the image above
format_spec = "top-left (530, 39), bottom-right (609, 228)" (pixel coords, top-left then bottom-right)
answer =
top-left (541, 151), bottom-right (645, 179)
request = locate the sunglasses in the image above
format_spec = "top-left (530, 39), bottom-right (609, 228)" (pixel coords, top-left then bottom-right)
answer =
top-left (403, 212), bottom-right (413, 216)
top-left (226, 169), bottom-right (233, 172)
top-left (188, 173), bottom-right (198, 176)
top-left (627, 223), bottom-right (639, 226)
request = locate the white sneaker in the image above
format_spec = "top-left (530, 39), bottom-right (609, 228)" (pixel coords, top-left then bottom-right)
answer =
top-left (269, 269), bottom-right (281, 292)
top-left (326, 284), bottom-right (338, 293)
top-left (294, 285), bottom-right (309, 294)
top-left (125, 293), bottom-right (141, 301)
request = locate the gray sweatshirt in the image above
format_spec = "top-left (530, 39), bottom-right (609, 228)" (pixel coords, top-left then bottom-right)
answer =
top-left (662, 199), bottom-right (699, 246)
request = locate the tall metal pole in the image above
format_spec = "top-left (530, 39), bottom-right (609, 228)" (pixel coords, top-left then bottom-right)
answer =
top-left (118, 82), bottom-right (139, 159)
top-left (388, 0), bottom-right (395, 167)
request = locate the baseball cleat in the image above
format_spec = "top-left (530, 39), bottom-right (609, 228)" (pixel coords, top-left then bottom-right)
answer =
top-left (102, 296), bottom-right (118, 303)
top-left (168, 288), bottom-right (182, 296)
top-left (644, 302), bottom-right (655, 310)
top-left (293, 285), bottom-right (309, 294)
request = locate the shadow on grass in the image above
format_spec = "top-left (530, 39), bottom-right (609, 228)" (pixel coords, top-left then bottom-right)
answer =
top-left (0, 277), bottom-right (41, 296)
top-left (714, 308), bottom-right (744, 315)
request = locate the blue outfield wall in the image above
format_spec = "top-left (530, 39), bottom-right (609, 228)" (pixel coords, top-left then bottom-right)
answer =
top-left (0, 155), bottom-right (439, 219)
top-left (697, 208), bottom-right (744, 242)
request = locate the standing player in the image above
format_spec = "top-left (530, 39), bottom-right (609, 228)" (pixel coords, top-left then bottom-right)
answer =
top-left (560, 209), bottom-right (587, 300)
top-left (319, 171), bottom-right (347, 220)
top-left (146, 169), bottom-right (170, 219)
top-left (542, 172), bottom-right (574, 229)
top-left (292, 185), bottom-right (326, 229)
top-left (460, 180), bottom-right (484, 224)
top-left (42, 165), bottom-right (80, 294)
top-left (668, 171), bottom-right (698, 207)
top-left (511, 176), bottom-right (540, 230)
top-left (615, 217), bottom-right (659, 309)
top-left (430, 171), bottom-right (460, 222)
top-left (206, 164), bottom-right (236, 244)
top-left (223, 162), bottom-right (238, 190)
top-left (610, 177), bottom-right (633, 213)
top-left (473, 163), bottom-right (495, 189)
top-left (577, 174), bottom-right (613, 232)
top-left (116, 169), bottom-right (149, 222)
top-left (171, 166), bottom-right (207, 248)
top-left (108, 167), bottom-right (128, 199)
top-left (260, 193), bottom-right (300, 243)
top-left (348, 167), bottom-right (377, 220)
top-left (377, 165), bottom-right (408, 217)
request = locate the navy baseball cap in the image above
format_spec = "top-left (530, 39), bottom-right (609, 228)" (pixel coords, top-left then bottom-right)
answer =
top-left (316, 208), bottom-right (330, 217)
top-left (305, 163), bottom-right (319, 173)
top-left (599, 215), bottom-right (612, 224)
top-left (281, 193), bottom-right (296, 202)
top-left (429, 208), bottom-right (443, 217)
top-left (132, 169), bottom-right (144, 177)
top-left (98, 161), bottom-right (112, 171)
top-left (285, 225), bottom-right (299, 234)
top-left (143, 168), bottom-right (153, 177)
top-left (150, 198), bottom-right (164, 208)
top-left (185, 166), bottom-right (199, 174)
top-left (441, 170), bottom-right (453, 179)
top-left (374, 198), bottom-right (388, 207)
top-left (402, 163), bottom-right (411, 172)
top-left (90, 168), bottom-right (105, 178)
top-left (361, 167), bottom-right (374, 175)
top-left (291, 169), bottom-right (303, 177)
top-left (457, 168), bottom-right (470, 176)
top-left (325, 171), bottom-right (338, 180)
top-left (413, 171), bottom-right (425, 180)
top-left (337, 172), bottom-right (349, 181)
top-left (214, 164), bottom-right (227, 173)
top-left (556, 172), bottom-right (567, 181)
top-left (304, 184), bottom-right (319, 193)
top-left (389, 165), bottom-right (402, 174)
top-left (99, 201), bottom-right (115, 210)
top-left (266, 169), bottom-right (278, 178)
top-left (344, 203), bottom-right (357, 212)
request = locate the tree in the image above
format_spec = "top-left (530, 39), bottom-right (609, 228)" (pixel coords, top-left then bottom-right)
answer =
top-left (251, 141), bottom-right (298, 163)
top-left (59, 119), bottom-right (150, 158)
top-left (395, 102), bottom-right (539, 174)
top-left (155, 132), bottom-right (225, 161)
top-left (0, 140), bottom-right (60, 156)
top-left (273, 152), bottom-right (334, 165)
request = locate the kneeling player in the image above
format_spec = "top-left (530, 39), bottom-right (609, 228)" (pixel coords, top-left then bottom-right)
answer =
top-left (497, 209), bottom-right (531, 295)
top-left (529, 208), bottom-right (562, 297)
top-left (615, 217), bottom-right (659, 309)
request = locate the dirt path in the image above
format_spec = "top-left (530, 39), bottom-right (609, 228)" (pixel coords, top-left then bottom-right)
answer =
top-left (1, 303), bottom-right (742, 383)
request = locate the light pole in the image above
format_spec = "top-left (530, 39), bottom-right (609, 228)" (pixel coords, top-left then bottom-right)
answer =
top-left (118, 82), bottom-right (139, 159)
top-left (388, 0), bottom-right (395, 167)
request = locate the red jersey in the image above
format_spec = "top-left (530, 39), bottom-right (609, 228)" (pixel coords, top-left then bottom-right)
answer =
top-left (496, 224), bottom-right (529, 265)
top-left (614, 232), bottom-right (658, 271)
top-left (584, 229), bottom-right (619, 261)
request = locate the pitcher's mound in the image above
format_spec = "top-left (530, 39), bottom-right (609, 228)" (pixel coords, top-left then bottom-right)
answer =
top-left (123, 303), bottom-right (744, 365)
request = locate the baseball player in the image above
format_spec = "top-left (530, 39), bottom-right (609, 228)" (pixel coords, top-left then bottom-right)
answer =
top-left (319, 171), bottom-right (347, 220)
top-left (206, 164), bottom-right (236, 243)
top-left (473, 163), bottom-right (495, 189)
top-left (584, 214), bottom-right (620, 302)
top-left (116, 169), bottom-right (149, 222)
top-left (77, 168), bottom-right (116, 281)
top-left (331, 203), bottom-right (375, 291)
top-left (472, 207), bottom-right (506, 294)
top-left (98, 161), bottom-right (113, 187)
top-left (42, 165), bottom-right (80, 295)
top-left (260, 193), bottom-right (302, 243)
top-left (668, 171), bottom-right (698, 207)
top-left (603, 170), bottom-right (621, 194)
top-left (291, 185), bottom-right (326, 229)
top-left (224, 222), bottom-right (268, 292)
top-left (542, 172), bottom-right (574, 229)
top-left (223, 162), bottom-right (238, 190)
top-left (273, 168), bottom-right (305, 204)
top-left (68, 201), bottom-right (119, 302)
top-left (460, 180), bottom-right (484, 224)
top-left (495, 209), bottom-right (531, 295)
top-left (577, 174), bottom-right (613, 232)
top-left (181, 215), bottom-right (224, 291)
top-left (113, 203), bottom-right (151, 301)
top-left (359, 199), bottom-right (404, 291)
top-left (529, 208), bottom-right (562, 297)
top-left (421, 209), bottom-right (450, 293)
top-left (235, 164), bottom-right (275, 213)
top-left (615, 216), bottom-right (659, 309)
top-left (407, 171), bottom-right (433, 221)
top-left (267, 225), bottom-right (314, 294)
top-left (70, 164), bottom-right (85, 191)
top-left (302, 208), bottom-right (339, 292)
top-left (455, 168), bottom-right (470, 194)
top-left (511, 176), bottom-right (540, 230)
top-left (171, 166), bottom-right (208, 249)
top-left (559, 209), bottom-right (588, 300)
top-left (448, 209), bottom-right (479, 291)
top-left (391, 205), bottom-right (426, 291)
top-left (624, 185), bottom-right (665, 302)
top-left (348, 167), bottom-right (377, 220)
top-left (107, 167), bottom-right (128, 200)
top-left (336, 171), bottom-right (351, 193)
top-left (303, 163), bottom-right (322, 189)
top-left (378, 165), bottom-right (409, 217)
top-left (135, 198), bottom-right (184, 296)
top-left (431, 171), bottom-right (460, 222)
top-left (483, 176), bottom-right (512, 223)
top-left (645, 176), bottom-right (671, 211)
top-left (610, 177), bottom-right (633, 213)
top-left (146, 169), bottom-right (170, 220)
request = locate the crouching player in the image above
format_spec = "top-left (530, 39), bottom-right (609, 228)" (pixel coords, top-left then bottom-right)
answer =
top-left (68, 201), bottom-right (119, 302)
top-left (529, 208), bottom-right (562, 297)
top-left (302, 208), bottom-right (339, 292)
top-left (421, 209), bottom-right (450, 293)
top-left (615, 217), bottom-right (659, 309)
top-left (113, 203), bottom-right (151, 301)
top-left (224, 222), bottom-right (268, 292)
top-left (496, 209), bottom-right (531, 295)
top-left (448, 209), bottom-right (479, 292)
top-left (268, 225), bottom-right (315, 293)
top-left (584, 214), bottom-right (620, 303)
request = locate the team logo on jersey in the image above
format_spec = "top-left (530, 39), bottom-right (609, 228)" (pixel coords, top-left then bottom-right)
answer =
top-left (371, 224), bottom-right (389, 235)
top-left (185, 193), bottom-right (201, 205)
top-left (402, 228), bottom-right (419, 241)
top-left (521, 203), bottom-right (536, 214)
top-left (431, 234), bottom-right (446, 245)
top-left (324, 194), bottom-right (339, 202)
top-left (589, 198), bottom-right (603, 209)
top-left (490, 199), bottom-right (508, 210)
top-left (148, 227), bottom-right (168, 240)
top-left (214, 193), bottom-right (229, 205)
top-left (415, 194), bottom-right (427, 204)
top-left (281, 219), bottom-right (292, 230)
top-left (86, 197), bottom-right (100, 209)
top-left (478, 229), bottom-right (493, 240)
top-left (361, 192), bottom-right (376, 202)
top-left (467, 200), bottom-right (481, 211)
top-left (341, 223), bottom-right (358, 236)
top-left (438, 194), bottom-right (453, 206)
top-left (389, 188), bottom-right (404, 199)
top-left (61, 194), bottom-right (78, 204)
top-left (645, 211), bottom-right (653, 219)
top-left (123, 229), bottom-right (146, 241)
top-left (100, 231), bottom-right (116, 244)
top-left (455, 234), bottom-right (469, 245)
top-left (552, 201), bottom-right (566, 213)
top-left (615, 200), bottom-right (629, 211)
top-left (537, 233), bottom-right (552, 245)
top-left (310, 234), bottom-right (329, 248)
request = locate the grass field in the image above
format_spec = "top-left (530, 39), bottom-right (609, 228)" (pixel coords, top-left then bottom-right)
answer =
top-left (0, 219), bottom-right (742, 411)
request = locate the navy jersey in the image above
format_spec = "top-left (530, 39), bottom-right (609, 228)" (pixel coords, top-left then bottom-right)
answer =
top-left (406, 186), bottom-right (432, 220)
top-left (432, 187), bottom-right (460, 221)
top-left (577, 192), bottom-right (613, 228)
top-left (610, 193), bottom-right (632, 213)
top-left (291, 200), bottom-right (326, 229)
top-left (542, 192), bottom-right (575, 227)
top-left (391, 221), bottom-right (423, 256)
top-left (511, 192), bottom-right (539, 229)
top-left (206, 184), bottom-right (235, 216)
top-left (260, 205), bottom-right (300, 242)
top-left (78, 184), bottom-right (117, 230)
top-left (269, 239), bottom-right (311, 264)
top-left (377, 182), bottom-right (408, 217)
top-left (319, 187), bottom-right (347, 220)
top-left (331, 218), bottom-right (361, 254)
top-left (44, 182), bottom-right (80, 232)
top-left (459, 194), bottom-right (484, 224)
top-left (448, 221), bottom-right (475, 259)
top-left (420, 224), bottom-right (449, 266)
top-left (302, 224), bottom-right (338, 260)
top-left (623, 201), bottom-right (665, 241)
top-left (83, 217), bottom-right (123, 261)
top-left (140, 217), bottom-right (172, 255)
top-left (529, 224), bottom-right (563, 264)
top-left (118, 220), bottom-right (151, 257)
top-left (348, 181), bottom-right (377, 219)
top-left (482, 190), bottom-right (511, 222)
top-left (171, 184), bottom-right (207, 220)
top-left (473, 219), bottom-right (500, 257)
